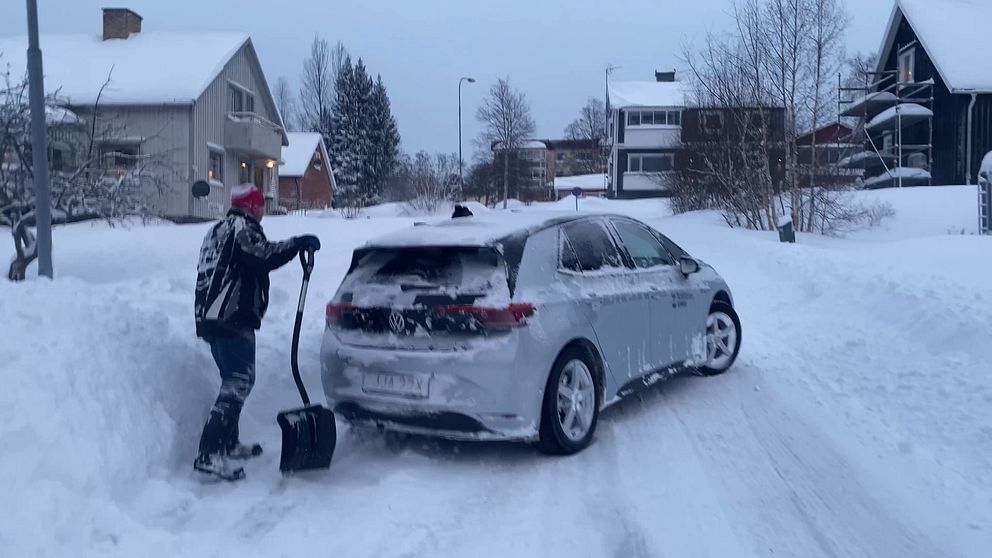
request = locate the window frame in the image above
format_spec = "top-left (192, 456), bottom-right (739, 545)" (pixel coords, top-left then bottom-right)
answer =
top-left (99, 141), bottom-right (141, 172)
top-left (556, 218), bottom-right (627, 275)
top-left (626, 109), bottom-right (682, 128)
top-left (208, 150), bottom-right (225, 184)
top-left (898, 48), bottom-right (915, 84)
top-left (627, 153), bottom-right (675, 173)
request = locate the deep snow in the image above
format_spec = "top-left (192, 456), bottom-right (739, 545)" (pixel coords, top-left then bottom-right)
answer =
top-left (1, 186), bottom-right (989, 557)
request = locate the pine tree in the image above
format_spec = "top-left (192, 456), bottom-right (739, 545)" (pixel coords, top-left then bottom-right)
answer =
top-left (368, 75), bottom-right (401, 201)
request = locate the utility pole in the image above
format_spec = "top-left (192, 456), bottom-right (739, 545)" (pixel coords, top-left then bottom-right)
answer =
top-left (605, 64), bottom-right (619, 195)
top-left (26, 0), bottom-right (53, 278)
top-left (458, 77), bottom-right (476, 192)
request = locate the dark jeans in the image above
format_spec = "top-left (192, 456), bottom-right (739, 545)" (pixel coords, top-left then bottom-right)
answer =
top-left (198, 329), bottom-right (256, 456)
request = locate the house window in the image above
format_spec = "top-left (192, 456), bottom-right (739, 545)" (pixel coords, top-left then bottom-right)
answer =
top-left (208, 151), bottom-right (224, 183)
top-left (701, 111), bottom-right (724, 131)
top-left (227, 84), bottom-right (256, 113)
top-left (628, 153), bottom-right (674, 173)
top-left (627, 110), bottom-right (681, 127)
top-left (100, 142), bottom-right (140, 172)
top-left (899, 49), bottom-right (915, 84)
top-left (312, 154), bottom-right (322, 171)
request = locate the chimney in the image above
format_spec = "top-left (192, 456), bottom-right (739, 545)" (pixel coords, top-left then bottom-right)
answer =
top-left (102, 8), bottom-right (142, 40)
top-left (655, 70), bottom-right (677, 82)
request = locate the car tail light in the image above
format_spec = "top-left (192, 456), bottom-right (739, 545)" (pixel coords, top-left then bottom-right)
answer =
top-left (325, 302), bottom-right (354, 326)
top-left (433, 303), bottom-right (535, 329)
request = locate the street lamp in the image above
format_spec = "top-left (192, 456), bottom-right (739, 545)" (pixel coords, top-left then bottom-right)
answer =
top-left (458, 77), bottom-right (476, 191)
top-left (26, 0), bottom-right (53, 278)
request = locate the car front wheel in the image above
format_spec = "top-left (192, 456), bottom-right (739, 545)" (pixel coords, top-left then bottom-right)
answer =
top-left (536, 346), bottom-right (601, 455)
top-left (698, 301), bottom-right (742, 376)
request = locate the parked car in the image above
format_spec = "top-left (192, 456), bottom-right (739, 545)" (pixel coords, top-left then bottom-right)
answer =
top-left (320, 212), bottom-right (741, 454)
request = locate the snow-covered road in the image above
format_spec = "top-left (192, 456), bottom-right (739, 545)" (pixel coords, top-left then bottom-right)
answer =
top-left (1, 187), bottom-right (989, 557)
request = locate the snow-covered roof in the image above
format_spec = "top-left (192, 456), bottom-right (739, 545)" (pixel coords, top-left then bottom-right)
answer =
top-left (878, 0), bottom-right (992, 93)
top-left (866, 103), bottom-right (933, 131)
top-left (281, 132), bottom-right (328, 177)
top-left (608, 81), bottom-right (687, 108)
top-left (553, 173), bottom-right (607, 191)
top-left (364, 212), bottom-right (615, 249)
top-left (0, 32), bottom-right (249, 105)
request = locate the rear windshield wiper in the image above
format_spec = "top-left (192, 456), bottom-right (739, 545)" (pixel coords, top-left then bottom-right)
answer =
top-left (400, 283), bottom-right (442, 291)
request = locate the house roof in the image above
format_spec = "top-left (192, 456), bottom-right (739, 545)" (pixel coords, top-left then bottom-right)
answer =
top-left (281, 132), bottom-right (330, 177)
top-left (608, 81), bottom-right (688, 108)
top-left (0, 32), bottom-right (249, 105)
top-left (877, 0), bottom-right (992, 93)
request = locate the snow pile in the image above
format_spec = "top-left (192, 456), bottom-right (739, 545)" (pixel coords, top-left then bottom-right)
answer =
top-left (1, 187), bottom-right (989, 556)
top-left (866, 104), bottom-right (933, 130)
top-left (862, 167), bottom-right (931, 189)
top-left (608, 80), bottom-right (688, 108)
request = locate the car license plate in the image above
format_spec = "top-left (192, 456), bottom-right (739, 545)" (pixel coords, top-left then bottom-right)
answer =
top-left (362, 372), bottom-right (430, 399)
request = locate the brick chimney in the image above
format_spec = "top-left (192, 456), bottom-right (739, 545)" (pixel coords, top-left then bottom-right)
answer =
top-left (102, 8), bottom-right (142, 40)
top-left (655, 70), bottom-right (677, 82)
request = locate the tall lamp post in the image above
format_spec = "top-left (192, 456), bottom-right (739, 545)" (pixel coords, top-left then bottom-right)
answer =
top-left (458, 77), bottom-right (476, 191)
top-left (26, 0), bottom-right (53, 278)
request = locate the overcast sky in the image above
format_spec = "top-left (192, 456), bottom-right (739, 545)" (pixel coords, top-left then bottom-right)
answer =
top-left (2, 0), bottom-right (894, 156)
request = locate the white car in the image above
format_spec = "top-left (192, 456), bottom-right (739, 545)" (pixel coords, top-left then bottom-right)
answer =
top-left (320, 212), bottom-right (741, 454)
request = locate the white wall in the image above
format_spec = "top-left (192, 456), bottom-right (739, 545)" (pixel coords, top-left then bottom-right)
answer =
top-left (623, 127), bottom-right (681, 149)
top-left (622, 172), bottom-right (676, 192)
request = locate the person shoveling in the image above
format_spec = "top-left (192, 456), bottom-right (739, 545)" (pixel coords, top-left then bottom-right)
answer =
top-left (192, 183), bottom-right (320, 481)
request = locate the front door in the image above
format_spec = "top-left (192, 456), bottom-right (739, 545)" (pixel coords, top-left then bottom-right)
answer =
top-left (558, 219), bottom-right (651, 389)
top-left (609, 218), bottom-right (696, 370)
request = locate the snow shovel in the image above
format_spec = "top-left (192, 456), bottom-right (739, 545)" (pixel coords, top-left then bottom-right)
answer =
top-left (277, 247), bottom-right (336, 474)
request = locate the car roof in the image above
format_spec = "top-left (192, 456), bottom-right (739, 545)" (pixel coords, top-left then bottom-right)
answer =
top-left (363, 211), bottom-right (635, 249)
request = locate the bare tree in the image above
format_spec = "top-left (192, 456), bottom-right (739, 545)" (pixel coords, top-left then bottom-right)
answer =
top-left (476, 78), bottom-right (536, 208)
top-left (2, 70), bottom-right (172, 280)
top-left (406, 151), bottom-right (460, 214)
top-left (804, 0), bottom-right (848, 230)
top-left (273, 76), bottom-right (297, 132)
top-left (299, 36), bottom-right (333, 135)
top-left (564, 98), bottom-right (607, 143)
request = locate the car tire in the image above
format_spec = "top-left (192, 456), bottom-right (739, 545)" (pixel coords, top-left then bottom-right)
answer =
top-left (697, 301), bottom-right (742, 376)
top-left (536, 345), bottom-right (601, 455)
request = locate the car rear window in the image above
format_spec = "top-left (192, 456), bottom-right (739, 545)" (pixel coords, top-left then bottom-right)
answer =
top-left (347, 246), bottom-right (505, 296)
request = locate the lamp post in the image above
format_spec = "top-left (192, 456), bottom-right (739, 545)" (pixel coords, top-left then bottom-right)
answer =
top-left (458, 77), bottom-right (476, 191)
top-left (26, 0), bottom-right (53, 278)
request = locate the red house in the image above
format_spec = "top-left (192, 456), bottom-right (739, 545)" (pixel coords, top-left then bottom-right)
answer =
top-left (279, 132), bottom-right (335, 210)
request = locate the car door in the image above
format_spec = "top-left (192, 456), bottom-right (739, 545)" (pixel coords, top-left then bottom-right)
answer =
top-left (652, 229), bottom-right (712, 364)
top-left (609, 218), bottom-right (695, 370)
top-left (557, 218), bottom-right (652, 389)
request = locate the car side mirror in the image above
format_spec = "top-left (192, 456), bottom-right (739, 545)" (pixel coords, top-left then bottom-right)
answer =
top-left (678, 256), bottom-right (700, 276)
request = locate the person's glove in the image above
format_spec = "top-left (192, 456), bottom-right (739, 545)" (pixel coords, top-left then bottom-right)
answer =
top-left (295, 235), bottom-right (321, 252)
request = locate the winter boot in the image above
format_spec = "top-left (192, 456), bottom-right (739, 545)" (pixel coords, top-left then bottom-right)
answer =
top-left (193, 452), bottom-right (245, 482)
top-left (227, 442), bottom-right (263, 460)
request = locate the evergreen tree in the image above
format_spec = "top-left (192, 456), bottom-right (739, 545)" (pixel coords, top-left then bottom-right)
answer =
top-left (329, 58), bottom-right (373, 208)
top-left (368, 75), bottom-right (401, 201)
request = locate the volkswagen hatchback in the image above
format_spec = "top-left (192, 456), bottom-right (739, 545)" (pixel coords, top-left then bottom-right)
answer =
top-left (320, 212), bottom-right (741, 454)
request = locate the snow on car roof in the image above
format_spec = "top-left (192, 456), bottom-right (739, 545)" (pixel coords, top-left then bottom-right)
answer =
top-left (0, 32), bottom-right (249, 105)
top-left (608, 81), bottom-right (688, 108)
top-left (364, 212), bottom-right (616, 249)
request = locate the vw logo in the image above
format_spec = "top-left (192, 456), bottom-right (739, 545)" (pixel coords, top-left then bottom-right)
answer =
top-left (388, 310), bottom-right (406, 334)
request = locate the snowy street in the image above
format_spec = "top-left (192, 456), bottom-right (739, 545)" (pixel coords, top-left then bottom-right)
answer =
top-left (1, 187), bottom-right (990, 557)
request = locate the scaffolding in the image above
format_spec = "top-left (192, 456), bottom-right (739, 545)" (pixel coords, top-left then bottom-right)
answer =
top-left (838, 48), bottom-right (935, 190)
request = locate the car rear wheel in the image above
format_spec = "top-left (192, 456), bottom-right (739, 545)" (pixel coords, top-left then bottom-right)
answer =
top-left (698, 301), bottom-right (741, 376)
top-left (536, 346), bottom-right (601, 455)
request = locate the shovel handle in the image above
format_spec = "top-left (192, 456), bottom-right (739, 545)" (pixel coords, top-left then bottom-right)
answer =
top-left (291, 247), bottom-right (315, 406)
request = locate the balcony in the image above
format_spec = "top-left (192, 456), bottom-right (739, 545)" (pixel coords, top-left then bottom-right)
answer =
top-left (224, 112), bottom-right (282, 159)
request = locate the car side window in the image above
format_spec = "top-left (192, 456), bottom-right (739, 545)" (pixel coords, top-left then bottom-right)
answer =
top-left (653, 231), bottom-right (688, 260)
top-left (612, 220), bottom-right (674, 268)
top-left (560, 220), bottom-right (624, 272)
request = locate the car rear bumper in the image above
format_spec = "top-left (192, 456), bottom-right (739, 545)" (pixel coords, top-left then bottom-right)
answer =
top-left (320, 329), bottom-right (543, 441)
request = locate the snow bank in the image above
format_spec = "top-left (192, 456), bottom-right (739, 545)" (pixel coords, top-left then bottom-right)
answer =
top-left (1, 186), bottom-right (989, 556)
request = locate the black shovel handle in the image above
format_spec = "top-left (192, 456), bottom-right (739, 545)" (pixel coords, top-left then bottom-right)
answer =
top-left (291, 248), bottom-right (315, 406)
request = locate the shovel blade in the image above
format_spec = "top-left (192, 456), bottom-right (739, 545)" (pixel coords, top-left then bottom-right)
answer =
top-left (276, 404), bottom-right (336, 473)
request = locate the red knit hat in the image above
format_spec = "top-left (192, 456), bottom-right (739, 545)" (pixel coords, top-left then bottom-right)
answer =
top-left (231, 183), bottom-right (264, 210)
